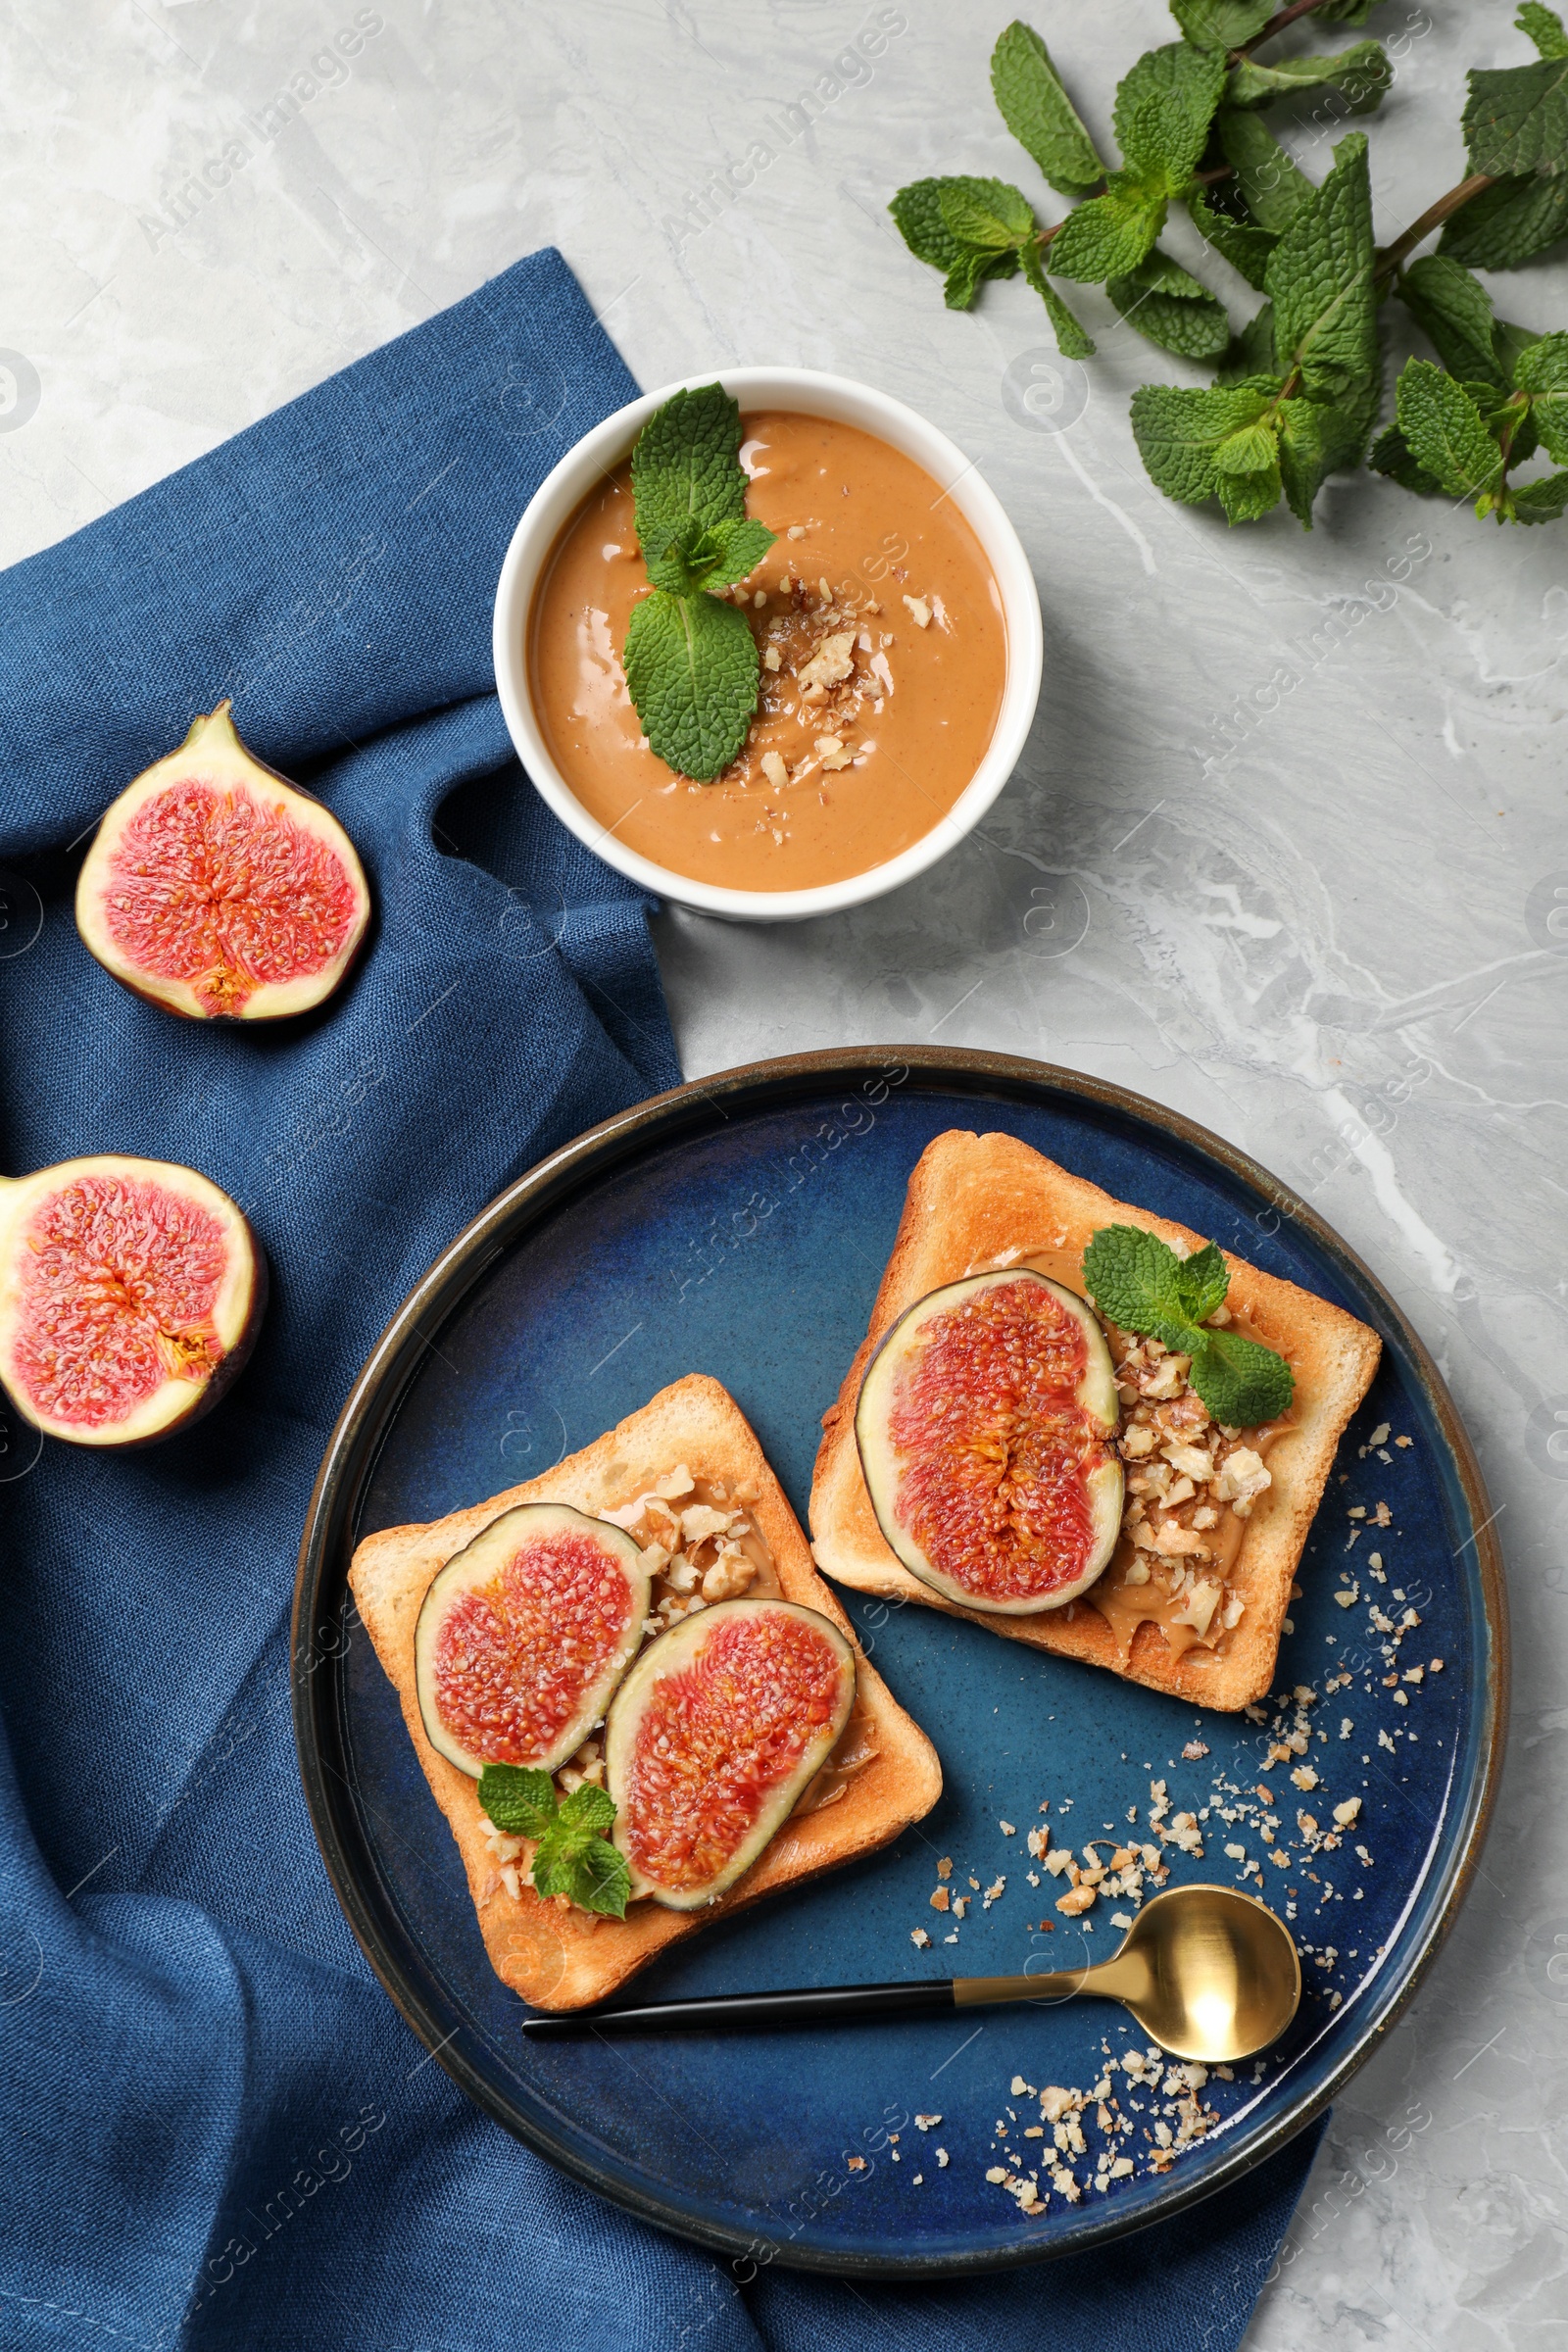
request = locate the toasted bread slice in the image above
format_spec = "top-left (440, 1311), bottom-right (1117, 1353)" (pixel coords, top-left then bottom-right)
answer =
top-left (810, 1132), bottom-right (1381, 1711)
top-left (350, 1374), bottom-right (942, 2010)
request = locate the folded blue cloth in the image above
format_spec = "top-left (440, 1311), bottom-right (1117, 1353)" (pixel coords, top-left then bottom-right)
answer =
top-left (0, 249), bottom-right (1320, 2348)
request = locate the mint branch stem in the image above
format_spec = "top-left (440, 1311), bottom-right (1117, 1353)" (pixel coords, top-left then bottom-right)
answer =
top-left (1374, 173), bottom-right (1497, 280)
top-left (1234, 0), bottom-right (1340, 62)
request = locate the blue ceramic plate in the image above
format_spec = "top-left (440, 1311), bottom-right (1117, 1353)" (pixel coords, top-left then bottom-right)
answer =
top-left (293, 1051), bottom-right (1505, 2277)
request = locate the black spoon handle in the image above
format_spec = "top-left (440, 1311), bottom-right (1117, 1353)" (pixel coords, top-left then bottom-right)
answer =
top-left (521, 1978), bottom-right (959, 2038)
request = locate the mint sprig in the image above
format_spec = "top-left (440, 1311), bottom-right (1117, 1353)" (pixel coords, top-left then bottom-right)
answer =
top-left (1373, 328), bottom-right (1568, 524)
top-left (1082, 1224), bottom-right (1295, 1429)
top-left (886, 10), bottom-right (1568, 530)
top-left (622, 384), bottom-right (776, 782)
top-left (477, 1763), bottom-right (630, 1919)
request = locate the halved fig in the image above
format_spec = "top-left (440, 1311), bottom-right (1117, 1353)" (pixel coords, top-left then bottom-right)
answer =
top-left (605, 1597), bottom-right (856, 1910)
top-left (856, 1269), bottom-right (1123, 1615)
top-left (0, 1153), bottom-right (266, 1446)
top-left (416, 1503), bottom-right (652, 1780)
top-left (75, 702), bottom-right (370, 1020)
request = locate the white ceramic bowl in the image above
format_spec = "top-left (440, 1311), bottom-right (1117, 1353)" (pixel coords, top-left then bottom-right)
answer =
top-left (491, 367), bottom-right (1043, 923)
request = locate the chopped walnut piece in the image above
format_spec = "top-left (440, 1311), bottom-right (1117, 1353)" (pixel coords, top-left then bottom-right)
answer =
top-left (902, 593), bottom-right (932, 627)
top-left (796, 629), bottom-right (858, 695)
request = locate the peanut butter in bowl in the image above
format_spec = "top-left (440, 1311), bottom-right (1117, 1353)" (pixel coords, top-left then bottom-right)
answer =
top-left (527, 409), bottom-right (1009, 895)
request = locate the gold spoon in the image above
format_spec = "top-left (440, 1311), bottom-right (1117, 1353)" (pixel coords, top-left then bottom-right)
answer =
top-left (953, 1883), bottom-right (1302, 2061)
top-left (521, 1884), bottom-right (1301, 2059)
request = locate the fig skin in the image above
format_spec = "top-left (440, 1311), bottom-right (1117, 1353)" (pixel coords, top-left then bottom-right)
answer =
top-left (415, 1503), bottom-right (652, 1781)
top-left (605, 1597), bottom-right (858, 1911)
top-left (74, 703), bottom-right (371, 1023)
top-left (0, 1153), bottom-right (267, 1448)
top-left (856, 1268), bottom-right (1124, 1616)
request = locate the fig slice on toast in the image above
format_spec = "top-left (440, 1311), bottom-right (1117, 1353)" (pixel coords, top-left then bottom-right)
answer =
top-left (416, 1502), bottom-right (652, 1780)
top-left (605, 1597), bottom-right (856, 1910)
top-left (855, 1268), bottom-right (1123, 1615)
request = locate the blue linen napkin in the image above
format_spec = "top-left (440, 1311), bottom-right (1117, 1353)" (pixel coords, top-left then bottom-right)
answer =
top-left (0, 248), bottom-right (1321, 2349)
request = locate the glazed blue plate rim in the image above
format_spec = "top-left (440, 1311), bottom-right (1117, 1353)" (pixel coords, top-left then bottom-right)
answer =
top-left (291, 1048), bottom-right (1507, 2278)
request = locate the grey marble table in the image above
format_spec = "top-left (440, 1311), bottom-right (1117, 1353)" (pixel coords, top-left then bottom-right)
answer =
top-left (6, 0), bottom-right (1562, 2341)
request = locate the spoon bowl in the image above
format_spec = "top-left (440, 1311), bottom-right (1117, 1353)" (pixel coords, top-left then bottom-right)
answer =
top-left (956, 1883), bottom-right (1302, 2061)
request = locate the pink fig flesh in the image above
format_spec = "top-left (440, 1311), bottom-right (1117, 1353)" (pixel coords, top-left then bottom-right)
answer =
top-left (0, 1154), bottom-right (266, 1446)
top-left (415, 1504), bottom-right (653, 1780)
top-left (74, 703), bottom-right (370, 1021)
top-left (856, 1269), bottom-right (1123, 1614)
top-left (605, 1598), bottom-right (857, 1909)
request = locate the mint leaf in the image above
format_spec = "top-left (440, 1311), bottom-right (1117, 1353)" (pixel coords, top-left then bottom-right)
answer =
top-left (1513, 328), bottom-right (1568, 392)
top-left (1082, 1224), bottom-right (1203, 1348)
top-left (944, 244), bottom-right (1022, 310)
top-left (1020, 240), bottom-right (1097, 355)
top-left (1049, 172), bottom-right (1167, 280)
top-left (1515, 332), bottom-right (1568, 461)
top-left (533, 1825), bottom-right (630, 1918)
top-left (1278, 386), bottom-right (1375, 523)
top-left (1266, 132), bottom-right (1377, 397)
top-left (938, 177), bottom-right (1036, 249)
top-left (1108, 249), bottom-right (1231, 358)
top-left (1397, 255), bottom-right (1506, 386)
top-left (1226, 41), bottom-right (1391, 116)
top-left (1130, 380), bottom-right (1274, 504)
top-left (1216, 108), bottom-right (1315, 233)
top-left (1212, 429), bottom-right (1283, 522)
top-left (891, 176), bottom-right (1020, 270)
top-left (1171, 1241), bottom-right (1230, 1324)
top-left (630, 384), bottom-right (749, 565)
top-left (1114, 42), bottom-right (1228, 191)
top-left (1512, 468), bottom-right (1568, 519)
top-left (1395, 360), bottom-right (1505, 499)
top-left (644, 515), bottom-right (775, 596)
top-left (554, 1782), bottom-right (616, 1837)
top-left (1213, 417), bottom-right (1279, 472)
top-left (890, 177), bottom-right (1025, 306)
top-left (1190, 187), bottom-right (1277, 288)
top-left (1169, 0), bottom-right (1275, 47)
top-left (624, 588), bottom-right (760, 782)
top-left (1531, 398), bottom-right (1568, 466)
top-left (1518, 4), bottom-right (1568, 61)
top-left (699, 515), bottom-right (776, 590)
top-left (1314, 0), bottom-right (1376, 20)
top-left (1463, 54), bottom-right (1568, 178)
top-left (991, 21), bottom-right (1104, 196)
top-left (1440, 169), bottom-right (1568, 269)
top-left (1370, 419), bottom-right (1445, 495)
top-left (532, 1785), bottom-right (629, 1920)
top-left (478, 1763), bottom-right (558, 1839)
top-left (1186, 1327), bottom-right (1295, 1425)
